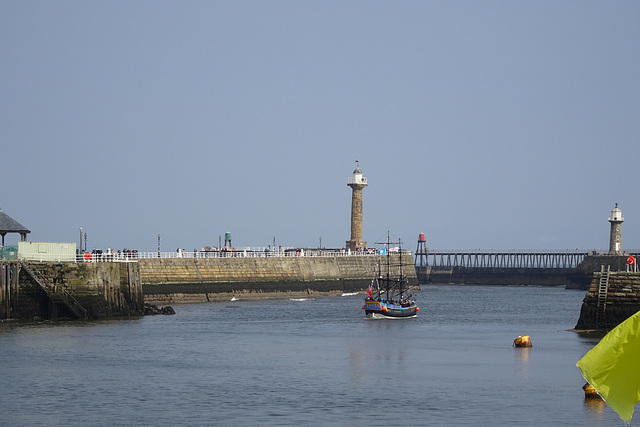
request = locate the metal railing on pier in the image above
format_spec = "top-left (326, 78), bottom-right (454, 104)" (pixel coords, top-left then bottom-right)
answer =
top-left (20, 247), bottom-right (640, 268)
top-left (121, 248), bottom-right (397, 260)
top-left (16, 248), bottom-right (406, 263)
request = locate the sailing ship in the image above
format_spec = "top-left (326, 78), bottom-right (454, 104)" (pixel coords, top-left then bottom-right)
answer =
top-left (362, 234), bottom-right (419, 318)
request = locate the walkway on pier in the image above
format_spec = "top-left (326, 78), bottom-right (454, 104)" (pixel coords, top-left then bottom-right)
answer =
top-left (417, 250), bottom-right (592, 269)
top-left (14, 248), bottom-right (405, 263)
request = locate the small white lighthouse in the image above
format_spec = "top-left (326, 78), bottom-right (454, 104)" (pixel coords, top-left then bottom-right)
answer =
top-left (608, 203), bottom-right (624, 255)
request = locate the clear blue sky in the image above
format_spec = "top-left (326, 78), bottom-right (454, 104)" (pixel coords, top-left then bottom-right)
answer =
top-left (2, 1), bottom-right (639, 252)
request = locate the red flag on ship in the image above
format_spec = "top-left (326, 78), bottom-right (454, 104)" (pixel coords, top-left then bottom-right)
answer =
top-left (367, 270), bottom-right (376, 298)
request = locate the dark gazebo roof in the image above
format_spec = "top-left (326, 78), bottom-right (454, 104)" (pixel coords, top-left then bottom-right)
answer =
top-left (0, 208), bottom-right (31, 245)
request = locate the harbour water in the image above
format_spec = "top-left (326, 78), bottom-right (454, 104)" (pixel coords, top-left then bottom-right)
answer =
top-left (0, 285), bottom-right (635, 426)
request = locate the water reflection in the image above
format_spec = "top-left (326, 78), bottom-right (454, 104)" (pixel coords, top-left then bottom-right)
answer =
top-left (576, 330), bottom-right (606, 343)
top-left (584, 396), bottom-right (606, 411)
top-left (514, 346), bottom-right (530, 363)
top-left (514, 346), bottom-right (530, 381)
top-left (348, 348), bottom-right (365, 386)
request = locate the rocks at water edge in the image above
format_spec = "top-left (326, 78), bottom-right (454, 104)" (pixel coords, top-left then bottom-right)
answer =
top-left (144, 303), bottom-right (176, 315)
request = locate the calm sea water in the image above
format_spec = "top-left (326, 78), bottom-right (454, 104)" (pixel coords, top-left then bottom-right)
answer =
top-left (0, 285), bottom-right (634, 426)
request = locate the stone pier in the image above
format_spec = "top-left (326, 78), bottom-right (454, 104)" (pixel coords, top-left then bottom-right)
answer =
top-left (575, 270), bottom-right (640, 331)
top-left (1, 255), bottom-right (417, 318)
top-left (139, 254), bottom-right (416, 304)
top-left (0, 261), bottom-right (144, 320)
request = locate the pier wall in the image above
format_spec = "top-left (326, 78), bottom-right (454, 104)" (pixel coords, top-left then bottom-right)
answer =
top-left (3, 256), bottom-right (417, 317)
top-left (1, 261), bottom-right (144, 320)
top-left (417, 266), bottom-right (590, 288)
top-left (417, 255), bottom-right (633, 289)
top-left (139, 255), bottom-right (417, 304)
top-left (575, 271), bottom-right (640, 330)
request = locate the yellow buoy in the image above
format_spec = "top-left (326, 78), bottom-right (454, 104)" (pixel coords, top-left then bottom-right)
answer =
top-left (513, 335), bottom-right (532, 347)
top-left (582, 383), bottom-right (602, 400)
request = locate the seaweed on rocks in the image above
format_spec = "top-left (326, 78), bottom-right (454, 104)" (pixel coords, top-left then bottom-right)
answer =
top-left (144, 303), bottom-right (176, 315)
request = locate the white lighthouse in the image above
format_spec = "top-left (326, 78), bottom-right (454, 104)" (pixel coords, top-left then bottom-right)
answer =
top-left (608, 203), bottom-right (624, 255)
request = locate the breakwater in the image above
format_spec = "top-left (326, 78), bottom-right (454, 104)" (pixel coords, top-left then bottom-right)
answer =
top-left (140, 254), bottom-right (416, 304)
top-left (417, 254), bottom-right (636, 289)
top-left (1, 254), bottom-right (417, 319)
top-left (417, 266), bottom-right (590, 288)
top-left (575, 270), bottom-right (640, 330)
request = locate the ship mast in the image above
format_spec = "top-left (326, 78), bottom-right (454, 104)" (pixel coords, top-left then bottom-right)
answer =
top-left (398, 238), bottom-right (404, 301)
top-left (386, 231), bottom-right (390, 301)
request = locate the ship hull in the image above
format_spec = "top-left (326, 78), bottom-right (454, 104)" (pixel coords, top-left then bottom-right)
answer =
top-left (364, 299), bottom-right (418, 318)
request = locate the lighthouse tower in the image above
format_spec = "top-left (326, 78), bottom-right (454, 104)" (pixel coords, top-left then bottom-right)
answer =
top-left (608, 203), bottom-right (624, 255)
top-left (346, 161), bottom-right (367, 251)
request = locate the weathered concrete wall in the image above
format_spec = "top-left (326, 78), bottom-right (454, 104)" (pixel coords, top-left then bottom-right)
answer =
top-left (55, 261), bottom-right (144, 318)
top-left (575, 271), bottom-right (640, 330)
top-left (576, 254), bottom-right (634, 274)
top-left (2, 261), bottom-right (144, 320)
top-left (139, 255), bottom-right (417, 304)
top-left (0, 263), bottom-right (19, 319)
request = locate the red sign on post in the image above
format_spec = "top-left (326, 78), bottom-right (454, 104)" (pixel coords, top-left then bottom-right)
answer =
top-left (627, 256), bottom-right (636, 265)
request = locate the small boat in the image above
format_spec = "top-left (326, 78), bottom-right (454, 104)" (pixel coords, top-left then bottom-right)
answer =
top-left (363, 233), bottom-right (419, 319)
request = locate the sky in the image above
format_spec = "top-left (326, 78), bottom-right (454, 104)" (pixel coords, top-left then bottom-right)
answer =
top-left (1, 1), bottom-right (639, 253)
